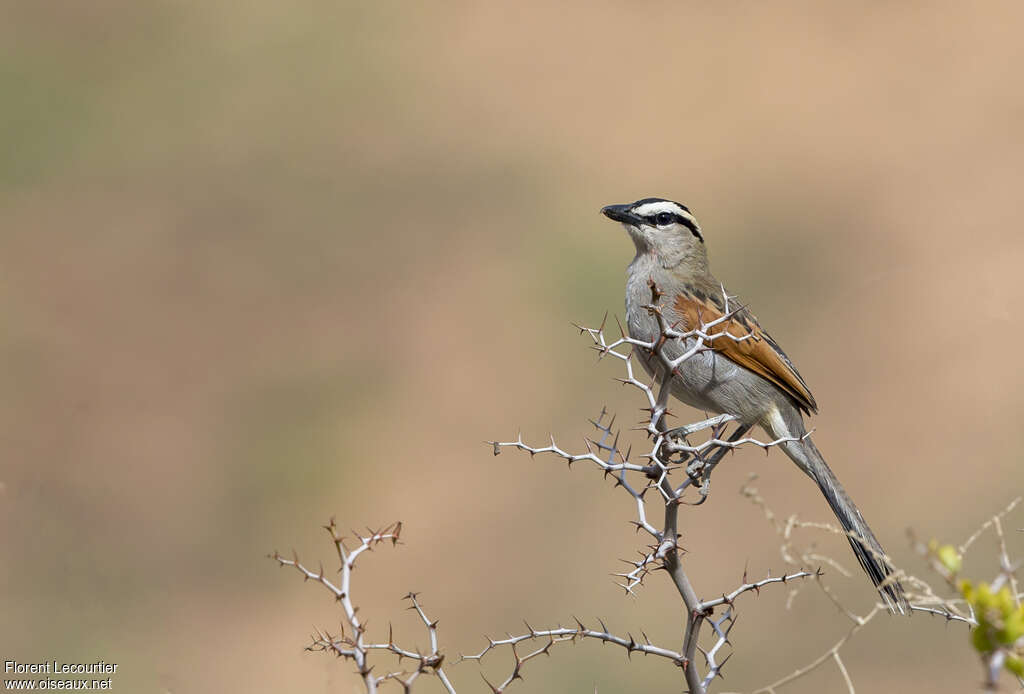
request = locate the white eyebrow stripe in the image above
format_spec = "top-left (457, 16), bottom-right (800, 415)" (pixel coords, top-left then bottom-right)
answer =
top-left (632, 201), bottom-right (688, 218)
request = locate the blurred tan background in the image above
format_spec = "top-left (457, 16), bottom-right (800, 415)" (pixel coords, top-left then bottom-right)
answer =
top-left (2, 1), bottom-right (1023, 692)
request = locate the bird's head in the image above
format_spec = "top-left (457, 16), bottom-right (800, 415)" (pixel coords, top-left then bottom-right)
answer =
top-left (601, 197), bottom-right (707, 270)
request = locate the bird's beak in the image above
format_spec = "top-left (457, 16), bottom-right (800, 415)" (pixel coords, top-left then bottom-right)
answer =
top-left (601, 204), bottom-right (640, 226)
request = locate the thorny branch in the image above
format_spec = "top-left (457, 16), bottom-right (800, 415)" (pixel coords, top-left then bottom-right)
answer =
top-left (726, 483), bottom-right (1024, 693)
top-left (270, 282), bottom-right (1023, 693)
top-left (458, 568), bottom-right (814, 694)
top-left (488, 285), bottom-right (811, 693)
top-left (270, 520), bottom-right (456, 694)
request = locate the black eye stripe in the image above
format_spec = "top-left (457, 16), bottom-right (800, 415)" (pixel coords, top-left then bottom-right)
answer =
top-left (642, 211), bottom-right (704, 242)
top-left (680, 217), bottom-right (703, 242)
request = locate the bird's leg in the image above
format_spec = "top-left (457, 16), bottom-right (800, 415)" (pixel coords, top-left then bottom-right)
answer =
top-left (653, 413), bottom-right (737, 482)
top-left (680, 423), bottom-right (753, 504)
top-left (684, 418), bottom-right (729, 480)
top-left (662, 413), bottom-right (736, 441)
top-left (675, 419), bottom-right (724, 483)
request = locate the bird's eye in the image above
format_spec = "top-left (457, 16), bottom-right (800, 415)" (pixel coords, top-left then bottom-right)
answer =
top-left (654, 212), bottom-right (675, 226)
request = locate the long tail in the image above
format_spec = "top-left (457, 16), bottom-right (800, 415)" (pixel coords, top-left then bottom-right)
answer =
top-left (805, 438), bottom-right (909, 614)
top-left (770, 412), bottom-right (910, 615)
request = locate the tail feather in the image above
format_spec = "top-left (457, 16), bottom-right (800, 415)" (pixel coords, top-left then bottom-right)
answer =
top-left (808, 449), bottom-right (910, 615)
top-left (770, 412), bottom-right (910, 615)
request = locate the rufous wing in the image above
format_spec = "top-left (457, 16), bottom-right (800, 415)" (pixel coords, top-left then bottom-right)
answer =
top-left (673, 293), bottom-right (818, 414)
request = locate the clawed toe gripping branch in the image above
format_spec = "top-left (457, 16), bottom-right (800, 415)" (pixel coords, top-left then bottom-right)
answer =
top-left (270, 284), bottom-right (1022, 692)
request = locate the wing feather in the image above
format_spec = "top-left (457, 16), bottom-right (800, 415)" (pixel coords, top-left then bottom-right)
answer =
top-left (673, 293), bottom-right (818, 414)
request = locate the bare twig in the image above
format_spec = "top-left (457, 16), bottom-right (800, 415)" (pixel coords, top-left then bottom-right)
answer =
top-left (271, 282), bottom-right (1021, 693)
top-left (270, 522), bottom-right (456, 694)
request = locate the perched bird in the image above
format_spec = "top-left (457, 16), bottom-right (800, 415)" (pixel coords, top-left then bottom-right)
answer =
top-left (601, 196), bottom-right (909, 614)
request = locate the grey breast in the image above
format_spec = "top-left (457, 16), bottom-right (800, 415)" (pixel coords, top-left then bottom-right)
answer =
top-left (624, 257), bottom-right (775, 424)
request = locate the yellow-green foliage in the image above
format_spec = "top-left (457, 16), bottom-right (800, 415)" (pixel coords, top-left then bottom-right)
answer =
top-left (959, 578), bottom-right (1024, 677)
top-left (928, 540), bottom-right (1023, 678)
top-left (934, 543), bottom-right (963, 575)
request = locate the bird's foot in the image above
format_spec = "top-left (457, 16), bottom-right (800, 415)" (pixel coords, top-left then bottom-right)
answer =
top-left (685, 455), bottom-right (708, 486)
top-left (680, 459), bottom-right (712, 505)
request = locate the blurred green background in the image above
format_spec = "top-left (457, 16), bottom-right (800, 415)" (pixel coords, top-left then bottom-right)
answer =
top-left (2, 2), bottom-right (1023, 692)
